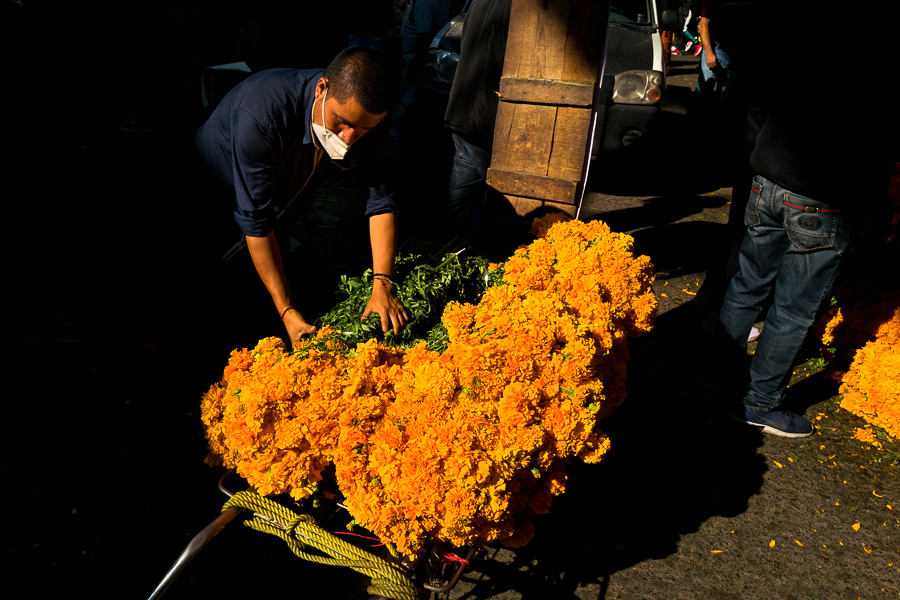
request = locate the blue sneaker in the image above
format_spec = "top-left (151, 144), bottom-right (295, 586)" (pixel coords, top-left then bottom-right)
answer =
top-left (733, 407), bottom-right (814, 438)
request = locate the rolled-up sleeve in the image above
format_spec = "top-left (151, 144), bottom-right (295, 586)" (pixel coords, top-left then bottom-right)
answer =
top-left (231, 108), bottom-right (279, 237)
top-left (364, 184), bottom-right (398, 217)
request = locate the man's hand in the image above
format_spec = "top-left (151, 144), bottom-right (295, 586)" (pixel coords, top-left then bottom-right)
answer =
top-left (282, 308), bottom-right (317, 347)
top-left (366, 213), bottom-right (407, 335)
top-left (361, 276), bottom-right (409, 335)
top-left (246, 232), bottom-right (316, 347)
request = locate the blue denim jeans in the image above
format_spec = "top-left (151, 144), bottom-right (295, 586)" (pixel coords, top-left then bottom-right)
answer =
top-left (696, 41), bottom-right (733, 99)
top-left (445, 133), bottom-right (492, 238)
top-left (718, 175), bottom-right (852, 410)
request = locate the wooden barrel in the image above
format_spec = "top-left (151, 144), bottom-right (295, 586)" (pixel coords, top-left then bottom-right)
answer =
top-left (487, 0), bottom-right (608, 218)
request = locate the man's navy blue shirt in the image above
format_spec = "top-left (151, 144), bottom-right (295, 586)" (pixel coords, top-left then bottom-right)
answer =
top-left (193, 68), bottom-right (396, 238)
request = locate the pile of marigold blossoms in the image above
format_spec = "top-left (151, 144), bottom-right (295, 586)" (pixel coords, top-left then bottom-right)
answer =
top-left (201, 216), bottom-right (657, 557)
top-left (819, 288), bottom-right (900, 438)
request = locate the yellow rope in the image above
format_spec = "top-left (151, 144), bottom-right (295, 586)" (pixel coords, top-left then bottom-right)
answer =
top-left (222, 491), bottom-right (418, 600)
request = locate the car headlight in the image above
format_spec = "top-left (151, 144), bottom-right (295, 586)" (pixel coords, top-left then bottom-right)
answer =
top-left (612, 70), bottom-right (664, 105)
top-left (424, 49), bottom-right (459, 84)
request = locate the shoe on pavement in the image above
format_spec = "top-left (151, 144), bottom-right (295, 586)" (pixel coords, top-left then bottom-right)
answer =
top-left (732, 406), bottom-right (814, 438)
top-left (693, 43), bottom-right (703, 56)
top-left (671, 46), bottom-right (681, 55)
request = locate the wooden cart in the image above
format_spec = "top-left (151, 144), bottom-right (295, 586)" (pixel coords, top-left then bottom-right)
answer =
top-left (488, 0), bottom-right (610, 220)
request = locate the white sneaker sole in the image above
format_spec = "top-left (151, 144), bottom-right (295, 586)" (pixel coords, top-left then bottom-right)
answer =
top-left (731, 411), bottom-right (814, 438)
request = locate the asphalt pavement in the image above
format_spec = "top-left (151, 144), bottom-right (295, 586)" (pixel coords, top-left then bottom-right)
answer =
top-left (5, 52), bottom-right (897, 600)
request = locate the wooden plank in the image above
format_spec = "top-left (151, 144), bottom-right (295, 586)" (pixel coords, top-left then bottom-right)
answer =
top-left (491, 0), bottom-right (608, 218)
top-left (502, 0), bottom-right (536, 79)
top-left (533, 0), bottom-right (569, 80)
top-left (504, 0), bottom-right (570, 81)
top-left (501, 194), bottom-right (544, 218)
top-left (487, 168), bottom-right (578, 204)
top-left (490, 101), bottom-right (516, 171)
top-left (540, 198), bottom-right (579, 217)
top-left (490, 102), bottom-right (558, 176)
top-left (547, 106), bottom-right (592, 180)
top-left (495, 194), bottom-right (579, 218)
top-left (562, 0), bottom-right (606, 82)
top-left (499, 77), bottom-right (594, 106)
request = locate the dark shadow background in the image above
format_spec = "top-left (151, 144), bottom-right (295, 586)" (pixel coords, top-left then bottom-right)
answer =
top-left (3, 3), bottom-right (773, 599)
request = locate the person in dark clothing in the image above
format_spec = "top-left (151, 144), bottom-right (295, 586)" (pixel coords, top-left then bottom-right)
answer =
top-left (696, 0), bottom-right (734, 102)
top-left (442, 0), bottom-right (512, 240)
top-left (390, 0), bottom-right (452, 141)
top-left (193, 47), bottom-right (408, 344)
top-left (714, 2), bottom-right (898, 437)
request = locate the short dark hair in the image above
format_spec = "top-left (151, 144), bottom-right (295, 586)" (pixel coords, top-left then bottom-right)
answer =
top-left (324, 46), bottom-right (394, 115)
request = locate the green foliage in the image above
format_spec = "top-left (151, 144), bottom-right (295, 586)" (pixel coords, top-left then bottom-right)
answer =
top-left (316, 247), bottom-right (504, 351)
top-left (806, 356), bottom-right (828, 371)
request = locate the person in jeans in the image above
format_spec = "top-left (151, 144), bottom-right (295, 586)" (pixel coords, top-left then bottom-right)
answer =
top-left (718, 173), bottom-right (852, 437)
top-left (715, 3), bottom-right (896, 437)
top-left (442, 0), bottom-right (512, 242)
top-left (695, 0), bottom-right (734, 103)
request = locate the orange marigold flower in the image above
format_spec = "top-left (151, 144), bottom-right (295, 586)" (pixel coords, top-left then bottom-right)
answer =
top-left (200, 220), bottom-right (657, 557)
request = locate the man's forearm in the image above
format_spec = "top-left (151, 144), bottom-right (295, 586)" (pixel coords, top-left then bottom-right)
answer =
top-left (363, 211), bottom-right (409, 334)
top-left (699, 17), bottom-right (715, 66)
top-left (246, 231), bottom-right (293, 315)
top-left (246, 231), bottom-right (316, 342)
top-left (369, 213), bottom-right (399, 276)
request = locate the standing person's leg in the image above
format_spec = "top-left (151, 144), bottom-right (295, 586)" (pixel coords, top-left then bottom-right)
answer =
top-left (720, 175), bottom-right (851, 436)
top-left (444, 133), bottom-right (492, 240)
top-left (713, 44), bottom-right (733, 99)
top-left (743, 185), bottom-right (851, 411)
top-left (718, 175), bottom-right (786, 348)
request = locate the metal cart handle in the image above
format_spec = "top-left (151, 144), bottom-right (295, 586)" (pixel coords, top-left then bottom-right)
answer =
top-left (145, 470), bottom-right (242, 600)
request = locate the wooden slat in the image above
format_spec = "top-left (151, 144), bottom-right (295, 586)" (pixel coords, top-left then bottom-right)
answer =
top-left (490, 101), bottom-right (515, 170)
top-left (490, 102), bottom-right (557, 176)
top-left (504, 0), bottom-right (570, 81)
top-left (499, 77), bottom-right (594, 106)
top-left (503, 195), bottom-right (544, 218)
top-left (496, 194), bottom-right (579, 218)
top-left (502, 0), bottom-right (535, 79)
top-left (547, 106), bottom-right (592, 180)
top-left (562, 0), bottom-right (606, 82)
top-left (491, 0), bottom-right (607, 214)
top-left (487, 168), bottom-right (578, 204)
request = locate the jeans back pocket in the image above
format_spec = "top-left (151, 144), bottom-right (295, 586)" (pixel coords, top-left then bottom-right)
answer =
top-left (783, 194), bottom-right (839, 251)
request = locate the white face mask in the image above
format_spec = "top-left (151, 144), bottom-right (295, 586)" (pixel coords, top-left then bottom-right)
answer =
top-left (312, 89), bottom-right (350, 160)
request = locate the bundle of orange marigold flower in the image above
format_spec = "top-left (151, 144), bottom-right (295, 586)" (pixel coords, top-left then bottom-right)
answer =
top-left (820, 288), bottom-right (900, 439)
top-left (201, 216), bottom-right (657, 557)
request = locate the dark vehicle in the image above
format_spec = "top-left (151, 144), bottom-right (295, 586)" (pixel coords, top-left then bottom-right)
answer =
top-left (422, 0), bottom-right (680, 157)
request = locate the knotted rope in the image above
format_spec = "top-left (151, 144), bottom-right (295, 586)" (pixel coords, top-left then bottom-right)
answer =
top-left (222, 490), bottom-right (418, 600)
